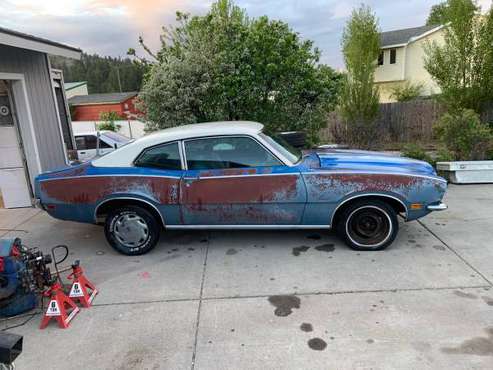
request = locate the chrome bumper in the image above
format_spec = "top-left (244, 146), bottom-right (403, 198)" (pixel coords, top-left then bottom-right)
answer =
top-left (427, 203), bottom-right (448, 211)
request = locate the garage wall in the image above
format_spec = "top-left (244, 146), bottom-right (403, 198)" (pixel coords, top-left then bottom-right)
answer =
top-left (0, 45), bottom-right (66, 173)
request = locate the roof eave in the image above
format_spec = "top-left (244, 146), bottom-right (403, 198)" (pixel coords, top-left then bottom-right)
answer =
top-left (0, 31), bottom-right (81, 59)
top-left (408, 24), bottom-right (445, 44)
top-left (381, 43), bottom-right (406, 50)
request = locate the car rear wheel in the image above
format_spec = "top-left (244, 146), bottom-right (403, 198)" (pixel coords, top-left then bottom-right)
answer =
top-left (104, 205), bottom-right (160, 255)
top-left (337, 199), bottom-right (398, 251)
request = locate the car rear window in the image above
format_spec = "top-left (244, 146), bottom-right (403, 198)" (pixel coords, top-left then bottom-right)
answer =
top-left (134, 142), bottom-right (182, 170)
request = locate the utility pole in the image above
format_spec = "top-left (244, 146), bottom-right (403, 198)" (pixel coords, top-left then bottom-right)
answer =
top-left (116, 67), bottom-right (122, 93)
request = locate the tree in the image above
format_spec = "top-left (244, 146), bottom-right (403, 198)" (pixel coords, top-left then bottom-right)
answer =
top-left (339, 5), bottom-right (381, 149)
top-left (50, 53), bottom-right (145, 93)
top-left (135, 0), bottom-right (342, 143)
top-left (426, 2), bottom-right (449, 25)
top-left (424, 0), bottom-right (493, 112)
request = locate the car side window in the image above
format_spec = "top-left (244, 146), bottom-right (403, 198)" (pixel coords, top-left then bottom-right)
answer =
top-left (75, 136), bottom-right (86, 150)
top-left (84, 135), bottom-right (98, 150)
top-left (99, 139), bottom-right (112, 149)
top-left (134, 142), bottom-right (182, 170)
top-left (185, 136), bottom-right (282, 170)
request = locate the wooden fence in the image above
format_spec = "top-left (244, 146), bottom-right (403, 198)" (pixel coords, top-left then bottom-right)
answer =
top-left (320, 99), bottom-right (493, 147)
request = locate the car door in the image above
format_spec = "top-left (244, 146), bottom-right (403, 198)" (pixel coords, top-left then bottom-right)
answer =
top-left (74, 135), bottom-right (97, 161)
top-left (180, 135), bottom-right (307, 225)
top-left (75, 134), bottom-right (114, 161)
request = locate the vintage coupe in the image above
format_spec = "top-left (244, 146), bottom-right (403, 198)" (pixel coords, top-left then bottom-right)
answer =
top-left (35, 122), bottom-right (447, 255)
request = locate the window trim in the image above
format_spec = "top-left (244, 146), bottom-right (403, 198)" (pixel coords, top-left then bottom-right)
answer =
top-left (133, 140), bottom-right (185, 171)
top-left (181, 135), bottom-right (285, 171)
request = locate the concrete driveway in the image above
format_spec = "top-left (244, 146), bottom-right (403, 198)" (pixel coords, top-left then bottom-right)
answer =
top-left (1, 184), bottom-right (493, 369)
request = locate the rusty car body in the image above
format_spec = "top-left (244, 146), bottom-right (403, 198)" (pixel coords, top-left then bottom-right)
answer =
top-left (35, 122), bottom-right (448, 255)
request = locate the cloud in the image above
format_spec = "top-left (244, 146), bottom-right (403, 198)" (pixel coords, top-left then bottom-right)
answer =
top-left (0, 0), bottom-right (457, 67)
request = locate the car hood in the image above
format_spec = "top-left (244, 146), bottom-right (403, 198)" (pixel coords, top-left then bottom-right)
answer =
top-left (313, 149), bottom-right (437, 177)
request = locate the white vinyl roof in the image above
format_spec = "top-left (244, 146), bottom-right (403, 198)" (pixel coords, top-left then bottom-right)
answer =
top-left (93, 121), bottom-right (264, 167)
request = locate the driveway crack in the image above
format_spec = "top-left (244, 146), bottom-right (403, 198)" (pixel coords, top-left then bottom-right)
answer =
top-left (191, 232), bottom-right (210, 370)
top-left (418, 220), bottom-right (493, 286)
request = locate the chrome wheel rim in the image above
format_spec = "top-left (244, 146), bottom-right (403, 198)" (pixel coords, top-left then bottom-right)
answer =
top-left (113, 213), bottom-right (149, 248)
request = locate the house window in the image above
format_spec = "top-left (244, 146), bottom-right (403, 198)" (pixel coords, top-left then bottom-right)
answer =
top-left (378, 51), bottom-right (384, 66)
top-left (390, 49), bottom-right (397, 64)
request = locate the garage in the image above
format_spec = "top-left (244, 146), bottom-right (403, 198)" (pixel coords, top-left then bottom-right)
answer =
top-left (0, 26), bottom-right (81, 208)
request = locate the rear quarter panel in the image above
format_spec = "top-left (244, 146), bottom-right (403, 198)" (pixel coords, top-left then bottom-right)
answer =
top-left (36, 163), bottom-right (182, 224)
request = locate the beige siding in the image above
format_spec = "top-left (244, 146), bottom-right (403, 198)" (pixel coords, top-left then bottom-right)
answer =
top-left (404, 30), bottom-right (444, 97)
top-left (375, 28), bottom-right (445, 102)
top-left (375, 47), bottom-right (405, 83)
top-left (375, 81), bottom-right (407, 103)
top-left (0, 44), bottom-right (66, 172)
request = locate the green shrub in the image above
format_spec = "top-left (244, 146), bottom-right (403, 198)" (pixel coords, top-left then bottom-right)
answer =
top-left (390, 82), bottom-right (424, 102)
top-left (401, 143), bottom-right (434, 164)
top-left (434, 109), bottom-right (493, 160)
top-left (98, 111), bottom-right (122, 132)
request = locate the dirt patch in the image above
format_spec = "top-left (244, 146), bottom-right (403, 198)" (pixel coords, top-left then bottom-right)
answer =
top-left (300, 323), bottom-right (313, 332)
top-left (292, 246), bottom-right (310, 256)
top-left (268, 295), bottom-right (301, 317)
top-left (315, 244), bottom-right (335, 252)
top-left (308, 338), bottom-right (327, 351)
top-left (226, 248), bottom-right (237, 255)
top-left (441, 328), bottom-right (493, 356)
top-left (433, 245), bottom-right (446, 251)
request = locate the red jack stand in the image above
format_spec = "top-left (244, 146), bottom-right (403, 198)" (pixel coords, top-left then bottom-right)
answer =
top-left (40, 282), bottom-right (79, 329)
top-left (67, 260), bottom-right (98, 308)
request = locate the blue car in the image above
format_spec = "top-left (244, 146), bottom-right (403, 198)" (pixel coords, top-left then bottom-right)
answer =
top-left (35, 122), bottom-right (447, 255)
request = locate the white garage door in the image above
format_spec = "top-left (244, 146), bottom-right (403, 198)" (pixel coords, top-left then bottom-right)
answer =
top-left (0, 86), bottom-right (32, 208)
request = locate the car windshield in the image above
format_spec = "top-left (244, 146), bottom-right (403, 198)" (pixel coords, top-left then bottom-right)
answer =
top-left (260, 133), bottom-right (302, 164)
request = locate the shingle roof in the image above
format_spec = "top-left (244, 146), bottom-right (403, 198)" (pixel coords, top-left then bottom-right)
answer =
top-left (64, 81), bottom-right (87, 91)
top-left (68, 92), bottom-right (138, 105)
top-left (0, 26), bottom-right (81, 53)
top-left (379, 25), bottom-right (440, 47)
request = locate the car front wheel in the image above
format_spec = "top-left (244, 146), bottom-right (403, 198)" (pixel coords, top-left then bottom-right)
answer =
top-left (337, 199), bottom-right (398, 251)
top-left (104, 205), bottom-right (160, 255)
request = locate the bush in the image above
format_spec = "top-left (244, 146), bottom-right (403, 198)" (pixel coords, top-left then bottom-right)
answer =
top-left (390, 82), bottom-right (424, 102)
top-left (401, 143), bottom-right (434, 164)
top-left (434, 109), bottom-right (493, 160)
top-left (98, 111), bottom-right (122, 132)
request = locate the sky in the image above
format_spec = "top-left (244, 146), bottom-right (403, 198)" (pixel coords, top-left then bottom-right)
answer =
top-left (1, 0), bottom-right (492, 69)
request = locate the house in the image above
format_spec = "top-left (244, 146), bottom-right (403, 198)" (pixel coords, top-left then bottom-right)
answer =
top-left (0, 26), bottom-right (81, 208)
top-left (65, 81), bottom-right (88, 98)
top-left (375, 25), bottom-right (445, 103)
top-left (68, 92), bottom-right (139, 121)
